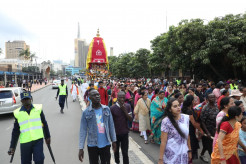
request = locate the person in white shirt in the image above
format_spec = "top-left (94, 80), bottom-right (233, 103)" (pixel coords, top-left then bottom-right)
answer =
top-left (70, 82), bottom-right (78, 102)
top-left (81, 80), bottom-right (89, 98)
top-left (240, 87), bottom-right (246, 110)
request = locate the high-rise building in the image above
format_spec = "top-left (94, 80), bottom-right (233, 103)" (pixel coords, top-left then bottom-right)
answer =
top-left (5, 40), bottom-right (30, 59)
top-left (74, 23), bottom-right (88, 69)
top-left (110, 47), bottom-right (113, 56)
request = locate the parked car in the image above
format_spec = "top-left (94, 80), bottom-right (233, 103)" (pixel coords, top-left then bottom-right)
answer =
top-left (52, 80), bottom-right (61, 89)
top-left (0, 87), bottom-right (24, 115)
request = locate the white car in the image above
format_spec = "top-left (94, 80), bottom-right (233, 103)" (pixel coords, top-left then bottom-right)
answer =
top-left (52, 80), bottom-right (61, 89)
top-left (0, 87), bottom-right (24, 115)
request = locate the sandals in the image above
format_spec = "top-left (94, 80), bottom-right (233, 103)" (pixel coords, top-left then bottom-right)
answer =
top-left (145, 140), bottom-right (148, 144)
top-left (150, 139), bottom-right (155, 144)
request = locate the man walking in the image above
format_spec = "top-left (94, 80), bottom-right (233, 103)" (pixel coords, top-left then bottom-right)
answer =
top-left (56, 79), bottom-right (68, 113)
top-left (81, 80), bottom-right (89, 98)
top-left (70, 82), bottom-right (79, 102)
top-left (110, 91), bottom-right (132, 164)
top-left (8, 91), bottom-right (51, 164)
top-left (78, 89), bottom-right (117, 164)
top-left (98, 81), bottom-right (108, 105)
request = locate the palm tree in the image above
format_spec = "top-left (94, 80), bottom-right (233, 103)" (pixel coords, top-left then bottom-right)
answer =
top-left (30, 53), bottom-right (37, 63)
top-left (19, 48), bottom-right (36, 62)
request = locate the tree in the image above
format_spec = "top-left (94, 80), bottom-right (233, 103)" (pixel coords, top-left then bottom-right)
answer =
top-left (150, 13), bottom-right (246, 81)
top-left (66, 71), bottom-right (72, 76)
top-left (57, 70), bottom-right (63, 76)
top-left (19, 48), bottom-right (36, 62)
top-left (22, 66), bottom-right (40, 73)
top-left (50, 69), bottom-right (56, 76)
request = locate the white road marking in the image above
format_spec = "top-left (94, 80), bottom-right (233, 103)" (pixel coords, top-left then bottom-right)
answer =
top-left (6, 125), bottom-right (12, 131)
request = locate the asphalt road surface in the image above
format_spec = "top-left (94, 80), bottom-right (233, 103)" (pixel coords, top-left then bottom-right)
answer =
top-left (0, 83), bottom-right (87, 164)
top-left (0, 81), bottom-right (211, 164)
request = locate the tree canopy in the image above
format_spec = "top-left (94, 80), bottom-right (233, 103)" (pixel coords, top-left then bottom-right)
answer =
top-left (109, 13), bottom-right (246, 81)
top-left (19, 48), bottom-right (36, 62)
top-left (22, 66), bottom-right (39, 73)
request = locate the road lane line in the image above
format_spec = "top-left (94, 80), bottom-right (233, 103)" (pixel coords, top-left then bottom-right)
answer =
top-left (6, 125), bottom-right (12, 131)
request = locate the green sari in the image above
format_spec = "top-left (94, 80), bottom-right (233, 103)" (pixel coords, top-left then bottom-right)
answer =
top-left (150, 96), bottom-right (168, 144)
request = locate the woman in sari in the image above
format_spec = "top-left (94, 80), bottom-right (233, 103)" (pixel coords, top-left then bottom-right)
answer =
top-left (185, 88), bottom-right (200, 107)
top-left (150, 90), bottom-right (168, 144)
top-left (213, 97), bottom-right (235, 148)
top-left (211, 106), bottom-right (246, 164)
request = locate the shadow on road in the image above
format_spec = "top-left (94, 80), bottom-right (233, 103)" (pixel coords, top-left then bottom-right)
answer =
top-left (0, 113), bottom-right (14, 121)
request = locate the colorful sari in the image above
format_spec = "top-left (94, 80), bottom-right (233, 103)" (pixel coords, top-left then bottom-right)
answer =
top-left (211, 122), bottom-right (241, 164)
top-left (149, 96), bottom-right (168, 144)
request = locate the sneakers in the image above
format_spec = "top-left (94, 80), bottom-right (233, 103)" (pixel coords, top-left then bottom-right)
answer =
top-left (200, 155), bottom-right (209, 163)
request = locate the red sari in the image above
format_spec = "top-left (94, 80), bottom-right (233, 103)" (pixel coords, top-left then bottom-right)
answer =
top-left (211, 121), bottom-right (241, 164)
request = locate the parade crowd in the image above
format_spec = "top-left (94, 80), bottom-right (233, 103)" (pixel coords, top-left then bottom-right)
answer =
top-left (7, 77), bottom-right (246, 164)
top-left (76, 77), bottom-right (246, 164)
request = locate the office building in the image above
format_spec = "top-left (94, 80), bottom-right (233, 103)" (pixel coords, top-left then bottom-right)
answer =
top-left (5, 40), bottom-right (30, 59)
top-left (74, 23), bottom-right (88, 69)
top-left (65, 66), bottom-right (82, 75)
top-left (110, 47), bottom-right (113, 56)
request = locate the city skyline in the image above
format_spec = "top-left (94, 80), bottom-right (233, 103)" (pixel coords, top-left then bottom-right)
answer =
top-left (0, 0), bottom-right (246, 63)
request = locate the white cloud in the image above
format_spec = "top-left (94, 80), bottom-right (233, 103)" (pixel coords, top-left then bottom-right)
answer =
top-left (0, 0), bottom-right (245, 62)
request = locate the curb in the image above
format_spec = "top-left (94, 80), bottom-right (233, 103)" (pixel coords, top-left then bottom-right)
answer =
top-left (31, 84), bottom-right (51, 93)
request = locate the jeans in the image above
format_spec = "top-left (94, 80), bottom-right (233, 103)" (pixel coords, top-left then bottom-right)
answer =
top-left (87, 145), bottom-right (111, 164)
top-left (240, 156), bottom-right (246, 164)
top-left (20, 139), bottom-right (44, 164)
top-left (114, 134), bottom-right (129, 164)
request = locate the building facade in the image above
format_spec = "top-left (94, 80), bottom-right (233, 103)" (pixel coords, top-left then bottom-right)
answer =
top-left (74, 23), bottom-right (89, 69)
top-left (65, 66), bottom-right (82, 75)
top-left (5, 40), bottom-right (30, 59)
top-left (110, 47), bottom-right (113, 56)
top-left (0, 59), bottom-right (42, 73)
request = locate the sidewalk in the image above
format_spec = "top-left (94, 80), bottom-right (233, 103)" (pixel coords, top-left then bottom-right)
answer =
top-left (77, 93), bottom-right (154, 164)
top-left (26, 83), bottom-right (51, 93)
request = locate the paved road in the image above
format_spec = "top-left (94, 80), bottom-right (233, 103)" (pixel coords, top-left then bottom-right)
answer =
top-left (0, 82), bottom-right (87, 164)
top-left (129, 130), bottom-right (211, 164)
top-left (0, 81), bottom-right (211, 164)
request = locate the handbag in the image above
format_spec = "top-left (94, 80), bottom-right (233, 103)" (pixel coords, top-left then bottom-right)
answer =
top-left (132, 118), bottom-right (139, 132)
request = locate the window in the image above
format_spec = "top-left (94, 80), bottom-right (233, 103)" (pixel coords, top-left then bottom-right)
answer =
top-left (0, 91), bottom-right (13, 99)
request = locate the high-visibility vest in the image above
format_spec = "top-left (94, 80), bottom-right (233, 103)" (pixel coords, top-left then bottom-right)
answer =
top-left (176, 80), bottom-right (181, 85)
top-left (59, 84), bottom-right (67, 95)
top-left (230, 84), bottom-right (238, 90)
top-left (13, 104), bottom-right (44, 144)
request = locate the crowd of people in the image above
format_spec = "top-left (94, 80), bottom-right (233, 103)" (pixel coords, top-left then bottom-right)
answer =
top-left (78, 77), bottom-right (246, 164)
top-left (0, 78), bottom-right (48, 90)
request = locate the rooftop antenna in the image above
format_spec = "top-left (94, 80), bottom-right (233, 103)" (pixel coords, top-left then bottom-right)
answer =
top-left (77, 22), bottom-right (80, 38)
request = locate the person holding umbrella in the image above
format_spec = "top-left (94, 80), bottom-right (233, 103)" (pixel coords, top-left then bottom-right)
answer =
top-left (8, 91), bottom-right (51, 164)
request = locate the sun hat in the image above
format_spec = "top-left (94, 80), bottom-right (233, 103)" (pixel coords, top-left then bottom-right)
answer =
top-left (230, 89), bottom-right (243, 97)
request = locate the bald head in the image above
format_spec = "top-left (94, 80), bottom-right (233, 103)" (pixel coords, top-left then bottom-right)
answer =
top-left (118, 91), bottom-right (126, 97)
top-left (208, 93), bottom-right (216, 104)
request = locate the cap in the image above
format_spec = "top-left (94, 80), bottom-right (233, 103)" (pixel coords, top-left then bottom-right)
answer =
top-left (230, 89), bottom-right (243, 97)
top-left (20, 91), bottom-right (32, 100)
